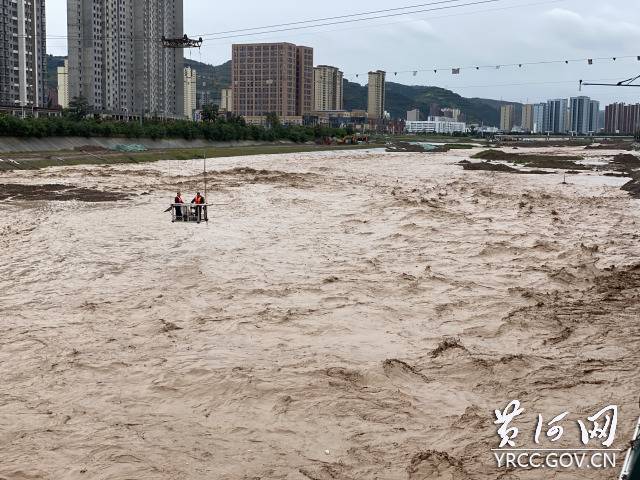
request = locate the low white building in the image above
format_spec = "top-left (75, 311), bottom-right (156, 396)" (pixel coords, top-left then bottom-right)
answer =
top-left (478, 126), bottom-right (500, 134)
top-left (405, 120), bottom-right (467, 134)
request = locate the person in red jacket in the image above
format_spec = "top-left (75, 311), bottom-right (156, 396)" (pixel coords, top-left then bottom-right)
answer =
top-left (191, 192), bottom-right (205, 205)
top-left (191, 192), bottom-right (206, 223)
top-left (174, 191), bottom-right (185, 220)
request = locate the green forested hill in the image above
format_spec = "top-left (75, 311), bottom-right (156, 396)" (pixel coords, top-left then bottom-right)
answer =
top-left (46, 55), bottom-right (65, 92)
top-left (344, 80), bottom-right (517, 125)
top-left (184, 58), bottom-right (231, 106)
top-left (47, 55), bottom-right (514, 125)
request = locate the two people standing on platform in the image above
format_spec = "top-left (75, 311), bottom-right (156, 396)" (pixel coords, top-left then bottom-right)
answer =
top-left (173, 191), bottom-right (206, 223)
top-left (191, 192), bottom-right (206, 223)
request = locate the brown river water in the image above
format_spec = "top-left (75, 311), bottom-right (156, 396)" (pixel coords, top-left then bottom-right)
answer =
top-left (1, 147), bottom-right (639, 480)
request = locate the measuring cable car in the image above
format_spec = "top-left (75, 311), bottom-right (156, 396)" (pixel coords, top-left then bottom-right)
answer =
top-left (167, 157), bottom-right (213, 224)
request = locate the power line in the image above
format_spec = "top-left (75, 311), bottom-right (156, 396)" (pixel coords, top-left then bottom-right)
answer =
top-left (35, 0), bottom-right (506, 42)
top-left (345, 55), bottom-right (640, 80)
top-left (434, 78), bottom-right (626, 89)
top-left (196, 0), bottom-right (472, 36)
top-left (191, 0), bottom-right (565, 50)
top-left (50, 55), bottom-right (640, 82)
top-left (200, 0), bottom-right (504, 40)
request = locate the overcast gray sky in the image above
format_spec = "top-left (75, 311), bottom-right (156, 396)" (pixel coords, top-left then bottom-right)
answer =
top-left (45, 0), bottom-right (640, 104)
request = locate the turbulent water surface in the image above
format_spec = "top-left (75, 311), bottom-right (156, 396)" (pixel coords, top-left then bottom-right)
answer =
top-left (1, 147), bottom-right (639, 480)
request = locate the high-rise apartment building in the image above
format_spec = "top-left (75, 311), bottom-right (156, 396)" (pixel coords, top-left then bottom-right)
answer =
top-left (297, 46), bottom-right (314, 116)
top-left (532, 103), bottom-right (546, 134)
top-left (521, 104), bottom-right (534, 132)
top-left (605, 103), bottom-right (622, 134)
top-left (197, 86), bottom-right (211, 109)
top-left (605, 103), bottom-right (640, 134)
top-left (220, 88), bottom-right (233, 112)
top-left (313, 65), bottom-right (343, 111)
top-left (67, 0), bottom-right (184, 118)
top-left (232, 42), bottom-right (314, 121)
top-left (0, 0), bottom-right (47, 107)
top-left (183, 66), bottom-right (196, 119)
top-left (367, 70), bottom-right (386, 119)
top-left (57, 59), bottom-right (70, 109)
top-left (588, 100), bottom-right (600, 134)
top-left (569, 96), bottom-right (594, 135)
top-left (546, 99), bottom-right (568, 134)
top-left (500, 105), bottom-right (515, 132)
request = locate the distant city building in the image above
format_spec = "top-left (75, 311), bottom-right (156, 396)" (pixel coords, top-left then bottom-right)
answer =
top-left (367, 70), bottom-right (386, 119)
top-left (57, 59), bottom-right (70, 109)
top-left (232, 42), bottom-right (313, 122)
top-left (405, 120), bottom-right (467, 134)
top-left (68, 0), bottom-right (185, 118)
top-left (197, 83), bottom-right (211, 109)
top-left (589, 100), bottom-right (600, 133)
top-left (240, 116), bottom-right (305, 127)
top-left (532, 103), bottom-right (546, 134)
top-left (0, 0), bottom-right (47, 108)
top-left (605, 103), bottom-right (640, 134)
top-left (184, 67), bottom-right (197, 119)
top-left (521, 104), bottom-right (534, 132)
top-left (220, 88), bottom-right (233, 112)
top-left (313, 65), bottom-right (343, 112)
top-left (605, 103), bottom-right (623, 133)
top-left (441, 108), bottom-right (461, 121)
top-left (310, 109), bottom-right (368, 129)
top-left (545, 99), bottom-right (569, 134)
top-left (478, 126), bottom-right (500, 134)
top-left (47, 88), bottom-right (58, 108)
top-left (407, 109), bottom-right (422, 121)
top-left (428, 116), bottom-right (458, 122)
top-left (500, 105), bottom-right (515, 132)
top-left (598, 109), bottom-right (606, 131)
top-left (569, 96), bottom-right (596, 135)
top-left (0, 105), bottom-right (63, 118)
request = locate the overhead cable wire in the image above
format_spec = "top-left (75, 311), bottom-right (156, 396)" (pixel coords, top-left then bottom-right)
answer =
top-left (36, 0), bottom-right (505, 42)
top-left (199, 0), bottom-right (504, 40)
top-left (344, 55), bottom-right (640, 79)
top-left (195, 0), bottom-right (474, 36)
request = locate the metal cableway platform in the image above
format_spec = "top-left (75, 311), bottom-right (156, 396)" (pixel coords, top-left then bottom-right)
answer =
top-left (169, 204), bottom-right (211, 224)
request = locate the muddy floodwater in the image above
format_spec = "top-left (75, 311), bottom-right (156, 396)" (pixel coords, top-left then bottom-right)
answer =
top-left (1, 147), bottom-right (639, 480)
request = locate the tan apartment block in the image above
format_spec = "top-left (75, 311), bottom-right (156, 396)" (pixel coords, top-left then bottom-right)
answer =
top-left (500, 104), bottom-right (515, 132)
top-left (232, 43), bottom-right (313, 120)
top-left (314, 65), bottom-right (344, 111)
top-left (367, 70), bottom-right (386, 119)
top-left (57, 59), bottom-right (70, 109)
top-left (220, 88), bottom-right (233, 112)
top-left (184, 67), bottom-right (197, 119)
top-left (521, 104), bottom-right (534, 131)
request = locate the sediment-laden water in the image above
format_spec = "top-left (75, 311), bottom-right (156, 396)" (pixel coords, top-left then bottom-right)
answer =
top-left (1, 147), bottom-right (639, 480)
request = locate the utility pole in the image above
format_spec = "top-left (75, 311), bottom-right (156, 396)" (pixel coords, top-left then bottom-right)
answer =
top-left (203, 152), bottom-right (207, 202)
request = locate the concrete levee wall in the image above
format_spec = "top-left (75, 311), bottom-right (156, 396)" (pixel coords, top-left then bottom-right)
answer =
top-left (0, 137), bottom-right (282, 153)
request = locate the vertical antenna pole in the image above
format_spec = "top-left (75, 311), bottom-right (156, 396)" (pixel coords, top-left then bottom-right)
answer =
top-left (203, 152), bottom-right (207, 201)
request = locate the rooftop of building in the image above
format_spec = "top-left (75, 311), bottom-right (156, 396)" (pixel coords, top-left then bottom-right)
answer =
top-left (232, 42), bottom-right (313, 49)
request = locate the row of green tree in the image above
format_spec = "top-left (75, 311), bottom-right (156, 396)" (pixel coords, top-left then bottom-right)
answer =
top-left (0, 104), bottom-right (348, 143)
